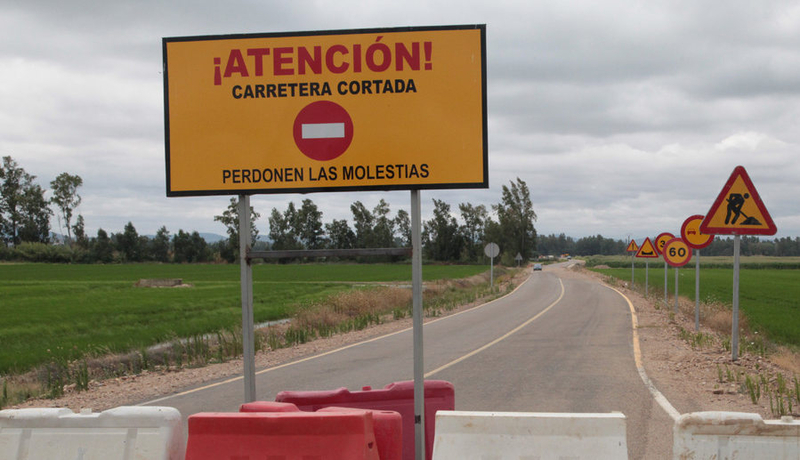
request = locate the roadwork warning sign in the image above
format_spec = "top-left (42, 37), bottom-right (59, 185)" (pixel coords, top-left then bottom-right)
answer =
top-left (700, 166), bottom-right (777, 235)
top-left (163, 25), bottom-right (487, 196)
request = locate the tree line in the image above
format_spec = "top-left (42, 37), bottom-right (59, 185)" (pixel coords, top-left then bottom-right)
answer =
top-left (538, 233), bottom-right (800, 258)
top-left (5, 154), bottom-right (797, 264)
top-left (1, 155), bottom-right (540, 265)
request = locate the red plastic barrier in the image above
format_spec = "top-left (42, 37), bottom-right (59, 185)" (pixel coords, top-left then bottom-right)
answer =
top-left (239, 402), bottom-right (401, 460)
top-left (273, 380), bottom-right (454, 460)
top-left (319, 407), bottom-right (402, 460)
top-left (185, 411), bottom-right (380, 460)
top-left (238, 401), bottom-right (300, 413)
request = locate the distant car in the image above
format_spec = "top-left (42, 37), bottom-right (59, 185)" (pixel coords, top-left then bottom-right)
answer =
top-left (533, 263), bottom-right (543, 271)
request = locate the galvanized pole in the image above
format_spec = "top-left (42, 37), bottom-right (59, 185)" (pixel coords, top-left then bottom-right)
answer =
top-left (664, 260), bottom-right (668, 305)
top-left (490, 253), bottom-right (494, 291)
top-left (410, 190), bottom-right (425, 460)
top-left (631, 252), bottom-right (635, 287)
top-left (238, 195), bottom-right (256, 403)
top-left (695, 250), bottom-right (700, 332)
top-left (732, 235), bottom-right (740, 361)
top-left (645, 261), bottom-right (649, 297)
top-left (674, 266), bottom-right (679, 314)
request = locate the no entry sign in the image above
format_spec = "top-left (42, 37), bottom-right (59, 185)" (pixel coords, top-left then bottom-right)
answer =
top-left (293, 101), bottom-right (353, 161)
top-left (163, 25), bottom-right (487, 196)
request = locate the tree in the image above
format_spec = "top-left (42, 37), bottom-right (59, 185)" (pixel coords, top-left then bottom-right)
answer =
top-left (372, 199), bottom-right (395, 248)
top-left (325, 219), bottom-right (356, 249)
top-left (296, 199), bottom-right (325, 249)
top-left (172, 230), bottom-right (209, 263)
top-left (17, 183), bottom-right (52, 244)
top-left (268, 202), bottom-right (302, 251)
top-left (150, 226), bottom-right (171, 262)
top-left (214, 197), bottom-right (260, 261)
top-left (493, 178), bottom-right (537, 263)
top-left (394, 209), bottom-right (411, 247)
top-left (92, 228), bottom-right (113, 263)
top-left (423, 199), bottom-right (463, 261)
top-left (72, 215), bottom-right (89, 249)
top-left (350, 201), bottom-right (375, 248)
top-left (117, 222), bottom-right (142, 261)
top-left (49, 173), bottom-right (82, 244)
top-left (459, 203), bottom-right (488, 261)
top-left (1, 156), bottom-right (35, 246)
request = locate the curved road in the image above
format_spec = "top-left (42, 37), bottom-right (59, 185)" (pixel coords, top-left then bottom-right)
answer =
top-left (143, 263), bottom-right (674, 458)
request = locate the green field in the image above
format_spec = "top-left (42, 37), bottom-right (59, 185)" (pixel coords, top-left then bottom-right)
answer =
top-left (594, 265), bottom-right (800, 347)
top-left (0, 263), bottom-right (487, 374)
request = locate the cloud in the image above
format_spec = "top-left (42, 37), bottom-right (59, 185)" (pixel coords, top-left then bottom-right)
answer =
top-left (2, 0), bottom-right (800, 241)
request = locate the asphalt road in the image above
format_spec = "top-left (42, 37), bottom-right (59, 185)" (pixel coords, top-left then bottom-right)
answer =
top-left (143, 263), bottom-right (674, 458)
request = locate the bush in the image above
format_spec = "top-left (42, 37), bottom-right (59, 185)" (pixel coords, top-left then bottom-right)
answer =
top-left (12, 242), bottom-right (74, 263)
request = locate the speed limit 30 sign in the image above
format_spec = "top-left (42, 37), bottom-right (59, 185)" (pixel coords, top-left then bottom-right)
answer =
top-left (663, 238), bottom-right (692, 267)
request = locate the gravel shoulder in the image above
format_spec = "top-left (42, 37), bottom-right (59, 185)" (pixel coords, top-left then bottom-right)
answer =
top-left (11, 263), bottom-right (798, 421)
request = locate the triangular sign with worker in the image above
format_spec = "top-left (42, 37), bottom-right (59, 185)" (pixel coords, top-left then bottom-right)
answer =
top-left (635, 237), bottom-right (659, 258)
top-left (626, 239), bottom-right (639, 253)
top-left (700, 166), bottom-right (777, 235)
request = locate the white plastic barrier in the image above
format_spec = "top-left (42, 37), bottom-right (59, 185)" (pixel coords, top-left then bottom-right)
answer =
top-left (0, 406), bottom-right (184, 460)
top-left (432, 410), bottom-right (627, 459)
top-left (674, 411), bottom-right (800, 459)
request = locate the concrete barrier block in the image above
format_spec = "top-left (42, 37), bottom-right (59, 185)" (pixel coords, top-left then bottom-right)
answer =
top-left (674, 411), bottom-right (800, 459)
top-left (0, 406), bottom-right (183, 460)
top-left (432, 411), bottom-right (627, 460)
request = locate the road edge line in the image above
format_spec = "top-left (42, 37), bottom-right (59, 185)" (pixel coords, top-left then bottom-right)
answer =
top-left (606, 285), bottom-right (681, 421)
top-left (140, 270), bottom-right (534, 406)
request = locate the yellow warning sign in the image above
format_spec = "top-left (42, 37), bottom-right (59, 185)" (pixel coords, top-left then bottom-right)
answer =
top-left (700, 166), bottom-right (777, 235)
top-left (626, 240), bottom-right (639, 253)
top-left (162, 25), bottom-right (487, 197)
top-left (636, 237), bottom-right (659, 258)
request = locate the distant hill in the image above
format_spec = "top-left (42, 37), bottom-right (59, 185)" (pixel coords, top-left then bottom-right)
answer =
top-left (199, 233), bottom-right (226, 243)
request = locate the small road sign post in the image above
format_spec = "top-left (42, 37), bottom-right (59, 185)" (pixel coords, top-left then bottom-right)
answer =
top-left (681, 215), bottom-right (715, 331)
top-left (485, 243), bottom-right (500, 290)
top-left (700, 166), bottom-right (776, 361)
top-left (626, 239), bottom-right (639, 286)
top-left (515, 253), bottom-right (523, 267)
top-left (663, 238), bottom-right (692, 314)
top-left (636, 237), bottom-right (659, 296)
top-left (655, 232), bottom-right (675, 305)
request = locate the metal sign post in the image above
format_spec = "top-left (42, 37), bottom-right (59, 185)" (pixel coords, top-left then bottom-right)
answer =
top-left (695, 250), bottom-right (700, 331)
top-left (625, 239), bottom-right (638, 287)
top-left (732, 235), bottom-right (740, 361)
top-left (484, 243), bottom-right (500, 291)
top-left (636, 237), bottom-right (658, 296)
top-left (699, 167), bottom-right (777, 361)
top-left (664, 261), bottom-right (669, 305)
top-left (674, 266), bottom-right (679, 313)
top-left (238, 195), bottom-right (256, 403)
top-left (681, 215), bottom-right (714, 332)
top-left (410, 190), bottom-right (425, 460)
top-left (663, 238), bottom-right (691, 315)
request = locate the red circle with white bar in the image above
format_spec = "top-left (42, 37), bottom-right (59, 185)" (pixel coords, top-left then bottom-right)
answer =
top-left (293, 101), bottom-right (354, 161)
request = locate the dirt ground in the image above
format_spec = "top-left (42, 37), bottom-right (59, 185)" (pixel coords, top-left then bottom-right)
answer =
top-left (9, 264), bottom-right (798, 421)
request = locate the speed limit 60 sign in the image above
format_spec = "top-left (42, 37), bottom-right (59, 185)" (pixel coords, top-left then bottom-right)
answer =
top-left (663, 238), bottom-right (692, 267)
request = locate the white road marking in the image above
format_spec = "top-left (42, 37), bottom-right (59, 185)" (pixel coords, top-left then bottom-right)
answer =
top-left (606, 285), bottom-right (681, 421)
top-left (425, 278), bottom-right (565, 377)
top-left (140, 273), bottom-right (534, 405)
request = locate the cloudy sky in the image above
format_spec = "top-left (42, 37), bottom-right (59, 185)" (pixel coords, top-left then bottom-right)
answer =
top-left (3, 1), bottom-right (799, 242)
